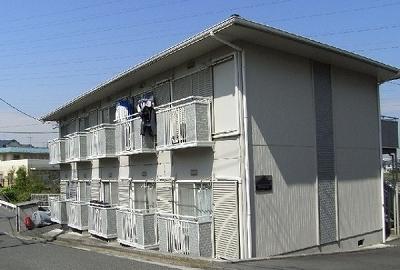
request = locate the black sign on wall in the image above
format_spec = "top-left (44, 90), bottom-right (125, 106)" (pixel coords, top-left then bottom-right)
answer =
top-left (255, 175), bottom-right (273, 192)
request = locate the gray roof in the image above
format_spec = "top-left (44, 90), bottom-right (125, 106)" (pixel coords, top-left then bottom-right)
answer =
top-left (0, 147), bottom-right (48, 154)
top-left (0, 140), bottom-right (16, 147)
top-left (42, 15), bottom-right (400, 122)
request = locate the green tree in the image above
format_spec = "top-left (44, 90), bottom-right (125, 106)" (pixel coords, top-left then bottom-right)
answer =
top-left (0, 166), bottom-right (46, 203)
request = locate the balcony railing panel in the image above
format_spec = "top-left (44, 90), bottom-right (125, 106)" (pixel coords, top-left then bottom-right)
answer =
top-left (49, 197), bottom-right (69, 224)
top-left (88, 204), bottom-right (117, 239)
top-left (156, 97), bottom-right (212, 151)
top-left (31, 193), bottom-right (60, 208)
top-left (65, 132), bottom-right (88, 162)
top-left (67, 201), bottom-right (89, 231)
top-left (116, 208), bottom-right (158, 249)
top-left (49, 138), bottom-right (66, 164)
top-left (115, 117), bottom-right (155, 156)
top-left (87, 124), bottom-right (116, 159)
top-left (158, 213), bottom-right (212, 257)
top-left (382, 117), bottom-right (399, 150)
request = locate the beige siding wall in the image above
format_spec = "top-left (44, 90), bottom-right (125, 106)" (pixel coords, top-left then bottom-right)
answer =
top-left (331, 67), bottom-right (381, 238)
top-left (245, 43), bottom-right (318, 256)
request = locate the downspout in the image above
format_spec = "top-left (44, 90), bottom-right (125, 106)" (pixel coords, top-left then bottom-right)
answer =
top-left (210, 31), bottom-right (252, 258)
top-left (377, 84), bottom-right (385, 243)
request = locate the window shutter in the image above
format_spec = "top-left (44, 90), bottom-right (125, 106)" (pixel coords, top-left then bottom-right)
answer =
top-left (69, 181), bottom-right (78, 200)
top-left (60, 181), bottom-right (67, 198)
top-left (89, 110), bottom-right (98, 127)
top-left (192, 68), bottom-right (212, 97)
top-left (118, 179), bottom-right (130, 208)
top-left (111, 181), bottom-right (119, 205)
top-left (213, 180), bottom-right (240, 259)
top-left (153, 82), bottom-right (171, 106)
top-left (156, 181), bottom-right (173, 213)
top-left (91, 179), bottom-right (101, 201)
top-left (172, 76), bottom-right (191, 101)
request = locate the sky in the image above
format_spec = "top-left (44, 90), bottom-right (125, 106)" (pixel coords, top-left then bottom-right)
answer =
top-left (0, 0), bottom-right (399, 147)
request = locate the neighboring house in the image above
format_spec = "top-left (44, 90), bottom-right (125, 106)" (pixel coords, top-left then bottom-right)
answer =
top-left (0, 140), bottom-right (59, 187)
top-left (42, 16), bottom-right (400, 259)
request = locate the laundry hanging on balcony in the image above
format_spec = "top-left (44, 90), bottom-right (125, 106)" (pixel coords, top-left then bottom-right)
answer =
top-left (137, 97), bottom-right (156, 137)
top-left (115, 99), bottom-right (133, 121)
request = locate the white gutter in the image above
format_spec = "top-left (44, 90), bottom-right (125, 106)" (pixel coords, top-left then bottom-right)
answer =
top-left (210, 31), bottom-right (252, 258)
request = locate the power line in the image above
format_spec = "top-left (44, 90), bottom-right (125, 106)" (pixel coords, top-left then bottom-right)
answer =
top-left (0, 131), bottom-right (58, 134)
top-left (0, 0), bottom-right (191, 34)
top-left (0, 0), bottom-right (290, 36)
top-left (0, 123), bottom-right (53, 129)
top-left (263, 1), bottom-right (400, 23)
top-left (309, 24), bottom-right (400, 38)
top-left (2, 19), bottom-right (400, 60)
top-left (0, 0), bottom-right (130, 24)
top-left (0, 97), bottom-right (40, 122)
top-left (0, 30), bottom-right (193, 58)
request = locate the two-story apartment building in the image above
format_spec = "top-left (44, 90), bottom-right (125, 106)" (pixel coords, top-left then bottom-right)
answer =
top-left (42, 16), bottom-right (400, 259)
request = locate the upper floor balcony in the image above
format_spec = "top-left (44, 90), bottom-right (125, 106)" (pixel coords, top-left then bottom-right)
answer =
top-left (65, 132), bottom-right (88, 162)
top-left (156, 96), bottom-right (213, 151)
top-left (115, 116), bottom-right (155, 156)
top-left (49, 138), bottom-right (66, 164)
top-left (86, 124), bottom-right (116, 159)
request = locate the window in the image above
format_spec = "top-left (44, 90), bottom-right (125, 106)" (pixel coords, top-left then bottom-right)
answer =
top-left (100, 181), bottom-right (118, 205)
top-left (13, 155), bottom-right (20, 160)
top-left (213, 59), bottom-right (238, 134)
top-left (177, 182), bottom-right (211, 217)
top-left (132, 182), bottom-right (156, 210)
top-left (78, 181), bottom-right (91, 202)
top-left (101, 182), bottom-right (111, 203)
top-left (79, 116), bottom-right (89, 131)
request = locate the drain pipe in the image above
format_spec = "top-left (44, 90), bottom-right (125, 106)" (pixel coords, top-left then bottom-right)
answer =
top-left (210, 31), bottom-right (252, 258)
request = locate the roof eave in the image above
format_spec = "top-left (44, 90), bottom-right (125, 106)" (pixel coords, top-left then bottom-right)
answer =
top-left (40, 17), bottom-right (237, 122)
top-left (41, 16), bottom-right (399, 121)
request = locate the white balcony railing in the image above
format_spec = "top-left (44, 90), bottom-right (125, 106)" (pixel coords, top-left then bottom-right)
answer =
top-left (88, 203), bottom-right (117, 239)
top-left (67, 201), bottom-right (89, 231)
top-left (156, 96), bottom-right (212, 151)
top-left (116, 208), bottom-right (158, 249)
top-left (49, 197), bottom-right (69, 224)
top-left (65, 132), bottom-right (88, 162)
top-left (49, 138), bottom-right (66, 164)
top-left (115, 116), bottom-right (155, 155)
top-left (158, 213), bottom-right (212, 257)
top-left (86, 124), bottom-right (116, 159)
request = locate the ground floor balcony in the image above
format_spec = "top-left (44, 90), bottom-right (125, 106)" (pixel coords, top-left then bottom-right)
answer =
top-left (49, 138), bottom-right (66, 164)
top-left (156, 97), bottom-right (213, 151)
top-left (116, 208), bottom-right (158, 249)
top-left (49, 197), bottom-right (69, 224)
top-left (67, 201), bottom-right (89, 231)
top-left (87, 124), bottom-right (116, 159)
top-left (115, 117), bottom-right (155, 156)
top-left (88, 203), bottom-right (117, 239)
top-left (158, 213), bottom-right (212, 257)
top-left (65, 132), bottom-right (88, 162)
